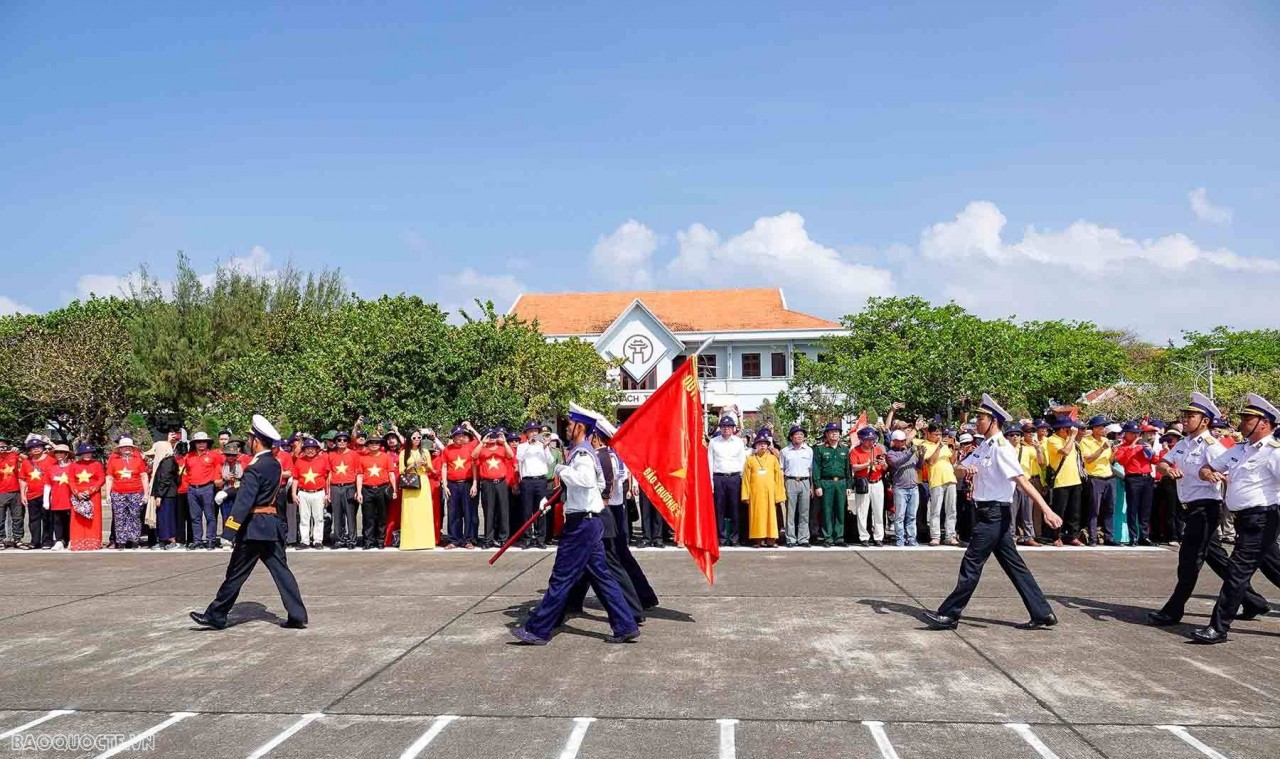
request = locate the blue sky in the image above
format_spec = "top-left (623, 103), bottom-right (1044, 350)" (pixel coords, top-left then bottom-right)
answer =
top-left (2, 1), bottom-right (1277, 340)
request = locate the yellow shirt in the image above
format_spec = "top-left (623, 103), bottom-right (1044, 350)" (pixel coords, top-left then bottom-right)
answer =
top-left (1044, 434), bottom-right (1082, 488)
top-left (1016, 443), bottom-right (1040, 478)
top-left (1077, 436), bottom-right (1113, 478)
top-left (922, 441), bottom-right (956, 487)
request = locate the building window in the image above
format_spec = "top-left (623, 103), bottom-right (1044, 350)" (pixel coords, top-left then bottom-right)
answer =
top-left (741, 353), bottom-right (761, 378)
top-left (697, 354), bottom-right (718, 379)
top-left (672, 355), bottom-right (687, 373)
top-left (621, 367), bottom-right (656, 391)
top-left (771, 352), bottom-right (788, 377)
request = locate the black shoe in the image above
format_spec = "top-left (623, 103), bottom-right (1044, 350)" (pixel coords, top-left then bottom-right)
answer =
top-left (1015, 614), bottom-right (1059, 630)
top-left (189, 611), bottom-right (226, 630)
top-left (1238, 605), bottom-right (1270, 622)
top-left (871, 539), bottom-right (882, 547)
top-left (834, 541), bottom-right (846, 547)
top-left (205, 542), bottom-right (216, 550)
top-left (534, 542), bottom-right (547, 550)
top-left (1147, 610), bottom-right (1179, 626)
top-left (923, 611), bottom-right (958, 630)
top-left (1191, 626), bottom-right (1229, 644)
top-left (1138, 538), bottom-right (1155, 547)
top-left (605, 629), bottom-right (641, 644)
top-left (281, 618), bottom-right (308, 629)
top-left (510, 627), bottom-right (549, 645)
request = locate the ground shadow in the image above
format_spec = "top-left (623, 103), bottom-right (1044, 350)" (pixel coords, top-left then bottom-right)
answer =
top-left (856, 598), bottom-right (1024, 630)
top-left (188, 601), bottom-right (283, 630)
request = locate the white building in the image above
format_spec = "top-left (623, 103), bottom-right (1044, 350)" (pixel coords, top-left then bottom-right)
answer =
top-left (508, 288), bottom-right (846, 425)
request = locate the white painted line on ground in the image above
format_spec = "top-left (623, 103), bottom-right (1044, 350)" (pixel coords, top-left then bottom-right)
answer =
top-left (400, 715), bottom-right (460, 759)
top-left (862, 721), bottom-right (900, 759)
top-left (558, 717), bottom-right (596, 759)
top-left (1157, 725), bottom-right (1229, 759)
top-left (1006, 723), bottom-right (1059, 758)
top-left (246, 712), bottom-right (324, 758)
top-left (717, 718), bottom-right (738, 759)
top-left (0, 709), bottom-right (75, 740)
top-left (93, 711), bottom-right (196, 759)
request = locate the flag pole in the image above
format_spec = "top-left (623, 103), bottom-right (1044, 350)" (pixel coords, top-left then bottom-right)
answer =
top-left (691, 336), bottom-right (714, 357)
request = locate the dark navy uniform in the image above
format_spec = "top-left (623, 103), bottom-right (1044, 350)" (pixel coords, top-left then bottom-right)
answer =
top-left (201, 446), bottom-right (308, 627)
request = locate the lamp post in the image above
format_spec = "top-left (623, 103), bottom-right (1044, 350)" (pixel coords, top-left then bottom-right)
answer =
top-left (1203, 348), bottom-right (1223, 401)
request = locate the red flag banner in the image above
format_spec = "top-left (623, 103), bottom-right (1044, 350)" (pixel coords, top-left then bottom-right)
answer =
top-left (610, 359), bottom-right (719, 584)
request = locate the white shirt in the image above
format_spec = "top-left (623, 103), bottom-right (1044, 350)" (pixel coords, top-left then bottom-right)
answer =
top-left (555, 442), bottom-right (605, 515)
top-left (607, 450), bottom-right (627, 506)
top-left (779, 443), bottom-right (814, 478)
top-left (1163, 431), bottom-right (1225, 504)
top-left (961, 435), bottom-right (1024, 503)
top-left (708, 434), bottom-right (748, 475)
top-left (516, 440), bottom-right (553, 478)
top-left (1207, 437), bottom-right (1280, 511)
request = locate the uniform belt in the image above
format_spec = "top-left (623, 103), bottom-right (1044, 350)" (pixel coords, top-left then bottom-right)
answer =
top-left (823, 476), bottom-right (844, 481)
top-left (521, 474), bottom-right (548, 480)
top-left (190, 481), bottom-right (215, 488)
top-left (299, 487), bottom-right (325, 493)
top-left (564, 511), bottom-right (598, 521)
top-left (482, 477), bottom-right (507, 483)
top-left (714, 472), bottom-right (737, 477)
top-left (330, 481), bottom-right (355, 488)
top-left (252, 506), bottom-right (277, 515)
top-left (785, 476), bottom-right (810, 480)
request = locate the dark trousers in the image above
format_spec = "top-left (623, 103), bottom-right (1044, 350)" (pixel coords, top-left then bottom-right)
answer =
top-left (1051, 484), bottom-right (1082, 540)
top-left (611, 502), bottom-right (657, 607)
top-left (26, 496), bottom-right (47, 548)
top-left (1159, 499), bottom-right (1270, 622)
top-left (1088, 477), bottom-right (1115, 542)
top-left (361, 484), bottom-right (390, 547)
top-left (519, 476), bottom-right (548, 546)
top-left (1156, 477), bottom-right (1180, 542)
top-left (818, 478), bottom-right (847, 545)
top-left (939, 501), bottom-right (1052, 620)
top-left (187, 484), bottom-right (217, 545)
top-left (1124, 474), bottom-right (1154, 543)
top-left (330, 483), bottom-right (357, 546)
top-left (640, 490), bottom-right (668, 543)
top-left (447, 480), bottom-right (477, 545)
top-left (522, 513), bottom-right (638, 641)
top-left (203, 539), bottom-right (307, 626)
top-left (479, 478), bottom-right (510, 547)
top-left (713, 473), bottom-right (741, 544)
top-left (566, 510), bottom-right (645, 619)
top-left (49, 509), bottom-right (70, 544)
top-left (1209, 505), bottom-right (1280, 634)
top-left (0, 491), bottom-right (23, 543)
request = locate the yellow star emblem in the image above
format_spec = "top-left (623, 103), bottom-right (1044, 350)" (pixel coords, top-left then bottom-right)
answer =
top-left (450, 457), bottom-right (466, 471)
top-left (366, 465), bottom-right (382, 478)
top-left (301, 469), bottom-right (320, 485)
top-left (54, 473), bottom-right (69, 485)
top-left (1, 465), bottom-right (13, 477)
top-left (485, 457), bottom-right (501, 471)
top-left (333, 462), bottom-right (348, 476)
top-left (117, 467), bottom-right (133, 479)
top-left (27, 468), bottom-right (42, 481)
top-left (75, 469), bottom-right (92, 483)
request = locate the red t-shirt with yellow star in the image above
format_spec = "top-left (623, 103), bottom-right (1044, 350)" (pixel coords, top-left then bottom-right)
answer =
top-left (106, 453), bottom-right (145, 494)
top-left (19, 454), bottom-right (57, 497)
top-left (68, 460), bottom-right (105, 495)
top-left (359, 451), bottom-right (394, 487)
top-left (327, 449), bottom-right (360, 485)
top-left (443, 440), bottom-right (478, 482)
top-left (48, 461), bottom-right (73, 510)
top-left (0, 451), bottom-right (19, 493)
top-left (476, 443), bottom-right (512, 481)
top-left (295, 454), bottom-right (330, 492)
top-left (184, 448), bottom-right (224, 486)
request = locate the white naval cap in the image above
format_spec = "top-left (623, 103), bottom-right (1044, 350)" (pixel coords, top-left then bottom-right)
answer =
top-left (594, 417), bottom-right (618, 440)
top-left (567, 401), bottom-right (605, 431)
top-left (977, 393), bottom-right (1011, 424)
top-left (251, 414), bottom-right (282, 444)
top-left (1183, 391), bottom-right (1221, 420)
top-left (1241, 393), bottom-right (1279, 425)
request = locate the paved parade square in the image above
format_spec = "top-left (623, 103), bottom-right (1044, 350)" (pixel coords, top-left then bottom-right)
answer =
top-left (0, 547), bottom-right (1277, 758)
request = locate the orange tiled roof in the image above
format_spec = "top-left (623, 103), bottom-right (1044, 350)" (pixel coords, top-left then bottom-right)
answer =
top-left (508, 288), bottom-right (840, 335)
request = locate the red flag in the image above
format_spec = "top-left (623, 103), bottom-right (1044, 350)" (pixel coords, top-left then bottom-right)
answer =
top-left (855, 410), bottom-right (868, 432)
top-left (611, 359), bottom-right (719, 584)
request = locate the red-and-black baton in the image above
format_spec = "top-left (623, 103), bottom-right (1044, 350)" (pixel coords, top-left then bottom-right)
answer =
top-left (489, 485), bottom-right (563, 565)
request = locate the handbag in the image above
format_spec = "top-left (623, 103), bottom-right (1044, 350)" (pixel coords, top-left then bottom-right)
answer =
top-left (71, 492), bottom-right (94, 519)
top-left (399, 451), bottom-right (422, 490)
top-left (853, 476), bottom-right (870, 495)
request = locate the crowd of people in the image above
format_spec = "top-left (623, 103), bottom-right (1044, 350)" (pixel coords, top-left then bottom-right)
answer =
top-left (0, 403), bottom-right (1258, 554)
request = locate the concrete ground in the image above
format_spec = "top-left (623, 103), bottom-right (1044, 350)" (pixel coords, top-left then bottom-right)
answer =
top-left (0, 545), bottom-right (1277, 758)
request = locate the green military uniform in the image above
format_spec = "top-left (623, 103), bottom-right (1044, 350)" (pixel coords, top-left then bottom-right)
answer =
top-left (811, 426), bottom-right (851, 546)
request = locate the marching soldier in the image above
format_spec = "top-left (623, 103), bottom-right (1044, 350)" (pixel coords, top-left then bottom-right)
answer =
top-left (925, 394), bottom-right (1064, 630)
top-left (512, 403), bottom-right (639, 645)
top-left (1149, 393), bottom-right (1271, 626)
top-left (1192, 393), bottom-right (1280, 644)
top-left (190, 415), bottom-right (308, 630)
top-left (811, 422), bottom-right (851, 547)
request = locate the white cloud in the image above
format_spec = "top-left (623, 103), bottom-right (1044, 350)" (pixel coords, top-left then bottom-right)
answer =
top-left (905, 200), bottom-right (1280, 338)
top-left (439, 267), bottom-right (527, 323)
top-left (0, 296), bottom-right (35, 316)
top-left (665, 211), bottom-right (896, 310)
top-left (1189, 187), bottom-right (1233, 225)
top-left (591, 220), bottom-right (657, 288)
top-left (74, 271), bottom-right (146, 300)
